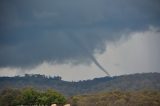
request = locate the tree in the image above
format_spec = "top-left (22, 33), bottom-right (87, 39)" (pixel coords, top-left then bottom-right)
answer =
top-left (0, 88), bottom-right (67, 106)
top-left (45, 89), bottom-right (66, 105)
top-left (20, 88), bottom-right (39, 105)
top-left (0, 88), bottom-right (21, 106)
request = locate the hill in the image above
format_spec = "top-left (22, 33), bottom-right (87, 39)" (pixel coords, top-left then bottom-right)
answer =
top-left (69, 91), bottom-right (160, 106)
top-left (0, 73), bottom-right (160, 96)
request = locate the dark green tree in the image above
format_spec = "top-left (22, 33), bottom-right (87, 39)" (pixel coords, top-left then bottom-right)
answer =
top-left (20, 88), bottom-right (39, 105)
top-left (0, 88), bottom-right (21, 106)
top-left (45, 89), bottom-right (66, 105)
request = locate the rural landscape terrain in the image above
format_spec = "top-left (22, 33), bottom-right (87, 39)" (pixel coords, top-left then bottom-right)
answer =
top-left (0, 72), bottom-right (160, 105)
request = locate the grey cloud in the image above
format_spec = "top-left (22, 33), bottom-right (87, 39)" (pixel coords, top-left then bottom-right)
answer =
top-left (0, 0), bottom-right (160, 67)
top-left (0, 29), bottom-right (119, 67)
top-left (1, 0), bottom-right (159, 29)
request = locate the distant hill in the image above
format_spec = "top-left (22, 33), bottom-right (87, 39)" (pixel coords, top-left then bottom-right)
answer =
top-left (0, 73), bottom-right (160, 96)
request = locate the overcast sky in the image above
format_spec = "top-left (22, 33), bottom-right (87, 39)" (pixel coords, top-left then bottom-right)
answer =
top-left (0, 0), bottom-right (160, 81)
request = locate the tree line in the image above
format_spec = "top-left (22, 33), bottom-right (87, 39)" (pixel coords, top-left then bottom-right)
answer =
top-left (0, 73), bottom-right (159, 97)
top-left (0, 88), bottom-right (66, 106)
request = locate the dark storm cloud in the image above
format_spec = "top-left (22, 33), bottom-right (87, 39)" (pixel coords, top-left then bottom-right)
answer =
top-left (0, 0), bottom-right (160, 67)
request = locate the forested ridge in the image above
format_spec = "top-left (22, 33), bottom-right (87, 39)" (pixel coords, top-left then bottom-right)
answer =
top-left (0, 72), bottom-right (159, 96)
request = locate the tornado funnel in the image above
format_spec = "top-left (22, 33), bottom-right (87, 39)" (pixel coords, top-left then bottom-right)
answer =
top-left (68, 34), bottom-right (110, 76)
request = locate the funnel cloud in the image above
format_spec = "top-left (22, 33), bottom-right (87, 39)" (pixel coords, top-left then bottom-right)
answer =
top-left (68, 34), bottom-right (110, 76)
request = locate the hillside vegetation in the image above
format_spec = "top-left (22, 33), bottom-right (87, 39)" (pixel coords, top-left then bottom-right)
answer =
top-left (69, 91), bottom-right (160, 106)
top-left (0, 73), bottom-right (160, 96)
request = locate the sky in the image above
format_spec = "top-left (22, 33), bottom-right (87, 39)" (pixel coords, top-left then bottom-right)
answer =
top-left (0, 0), bottom-right (160, 81)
